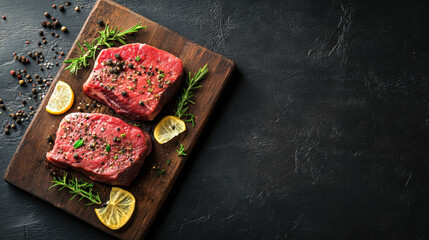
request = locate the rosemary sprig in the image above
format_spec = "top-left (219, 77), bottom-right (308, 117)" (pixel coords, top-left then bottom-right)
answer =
top-left (176, 143), bottom-right (187, 156)
top-left (64, 22), bottom-right (146, 75)
top-left (49, 172), bottom-right (102, 206)
top-left (174, 64), bottom-right (209, 126)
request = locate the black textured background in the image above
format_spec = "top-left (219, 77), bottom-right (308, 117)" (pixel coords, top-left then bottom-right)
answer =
top-left (1, 0), bottom-right (429, 239)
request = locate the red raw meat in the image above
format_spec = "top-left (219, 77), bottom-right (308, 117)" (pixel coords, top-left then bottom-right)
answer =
top-left (83, 43), bottom-right (183, 121)
top-left (46, 113), bottom-right (152, 186)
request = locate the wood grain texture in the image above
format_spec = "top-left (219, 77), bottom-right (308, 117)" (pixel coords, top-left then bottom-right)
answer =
top-left (3, 0), bottom-right (235, 239)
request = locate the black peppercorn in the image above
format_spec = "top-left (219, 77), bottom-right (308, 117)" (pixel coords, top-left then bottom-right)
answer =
top-left (73, 153), bottom-right (79, 159)
top-left (44, 12), bottom-right (50, 18)
top-left (16, 118), bottom-right (22, 124)
top-left (114, 53), bottom-right (121, 60)
top-left (59, 5), bottom-right (65, 11)
top-left (4, 129), bottom-right (9, 134)
top-left (139, 100), bottom-right (145, 106)
top-left (0, 104), bottom-right (5, 109)
top-left (11, 124), bottom-right (16, 129)
top-left (10, 113), bottom-right (16, 119)
top-left (22, 100), bottom-right (26, 105)
top-left (128, 63), bottom-right (134, 69)
top-left (121, 91), bottom-right (127, 96)
top-left (97, 20), bottom-right (104, 26)
top-left (32, 88), bottom-right (37, 94)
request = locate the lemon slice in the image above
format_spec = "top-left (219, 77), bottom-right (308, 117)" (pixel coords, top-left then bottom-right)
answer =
top-left (95, 187), bottom-right (135, 230)
top-left (46, 81), bottom-right (74, 115)
top-left (154, 115), bottom-right (186, 144)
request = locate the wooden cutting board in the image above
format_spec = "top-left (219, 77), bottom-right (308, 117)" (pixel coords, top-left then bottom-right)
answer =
top-left (3, 0), bottom-right (235, 239)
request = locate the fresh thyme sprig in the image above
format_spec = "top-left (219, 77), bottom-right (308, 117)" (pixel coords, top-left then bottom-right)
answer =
top-left (176, 143), bottom-right (187, 156)
top-left (64, 22), bottom-right (146, 75)
top-left (49, 172), bottom-right (102, 206)
top-left (174, 64), bottom-right (209, 126)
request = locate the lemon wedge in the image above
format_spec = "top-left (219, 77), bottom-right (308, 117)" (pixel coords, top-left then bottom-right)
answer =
top-left (46, 81), bottom-right (74, 115)
top-left (154, 115), bottom-right (186, 144)
top-left (95, 187), bottom-right (135, 230)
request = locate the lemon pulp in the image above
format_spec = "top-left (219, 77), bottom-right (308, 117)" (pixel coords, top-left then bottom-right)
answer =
top-left (95, 187), bottom-right (136, 230)
top-left (46, 81), bottom-right (74, 115)
top-left (154, 115), bottom-right (186, 144)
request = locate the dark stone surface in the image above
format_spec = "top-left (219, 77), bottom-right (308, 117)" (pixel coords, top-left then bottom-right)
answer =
top-left (1, 0), bottom-right (429, 239)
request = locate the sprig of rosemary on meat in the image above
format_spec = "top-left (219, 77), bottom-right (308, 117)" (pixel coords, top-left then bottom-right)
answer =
top-left (64, 22), bottom-right (146, 75)
top-left (174, 64), bottom-right (208, 126)
top-left (49, 172), bottom-right (102, 205)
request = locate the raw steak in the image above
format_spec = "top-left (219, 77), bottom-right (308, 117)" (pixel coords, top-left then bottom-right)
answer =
top-left (83, 43), bottom-right (183, 121)
top-left (46, 113), bottom-right (152, 186)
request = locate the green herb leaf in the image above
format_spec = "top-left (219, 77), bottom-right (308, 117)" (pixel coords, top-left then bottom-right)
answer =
top-left (114, 155), bottom-right (118, 160)
top-left (135, 55), bottom-right (140, 61)
top-left (159, 73), bottom-right (165, 77)
top-left (120, 133), bottom-right (126, 138)
top-left (73, 139), bottom-right (84, 149)
top-left (156, 169), bottom-right (165, 176)
top-left (176, 144), bottom-right (187, 156)
top-left (166, 159), bottom-right (171, 166)
top-left (105, 144), bottom-right (111, 152)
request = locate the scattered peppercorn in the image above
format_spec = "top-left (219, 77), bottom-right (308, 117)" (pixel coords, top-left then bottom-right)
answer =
top-left (139, 100), bottom-right (145, 106)
top-left (4, 129), bottom-right (9, 134)
top-left (97, 20), bottom-right (104, 26)
top-left (26, 74), bottom-right (31, 79)
top-left (16, 118), bottom-right (22, 124)
top-left (0, 99), bottom-right (2, 104)
top-left (10, 113), bottom-right (16, 119)
top-left (61, 26), bottom-right (67, 32)
top-left (75, 6), bottom-right (79, 11)
top-left (11, 124), bottom-right (16, 129)
top-left (121, 90), bottom-right (127, 96)
top-left (53, 20), bottom-right (60, 28)
top-left (52, 4), bottom-right (56, 8)
top-left (44, 12), bottom-right (50, 18)
top-left (0, 104), bottom-right (5, 109)
top-left (114, 53), bottom-right (121, 60)
top-left (73, 153), bottom-right (79, 159)
top-left (10, 70), bottom-right (16, 76)
top-left (32, 88), bottom-right (37, 94)
top-left (59, 5), bottom-right (65, 11)
top-left (19, 80), bottom-right (25, 86)
top-left (65, 2), bottom-right (71, 6)
top-left (21, 100), bottom-right (26, 105)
